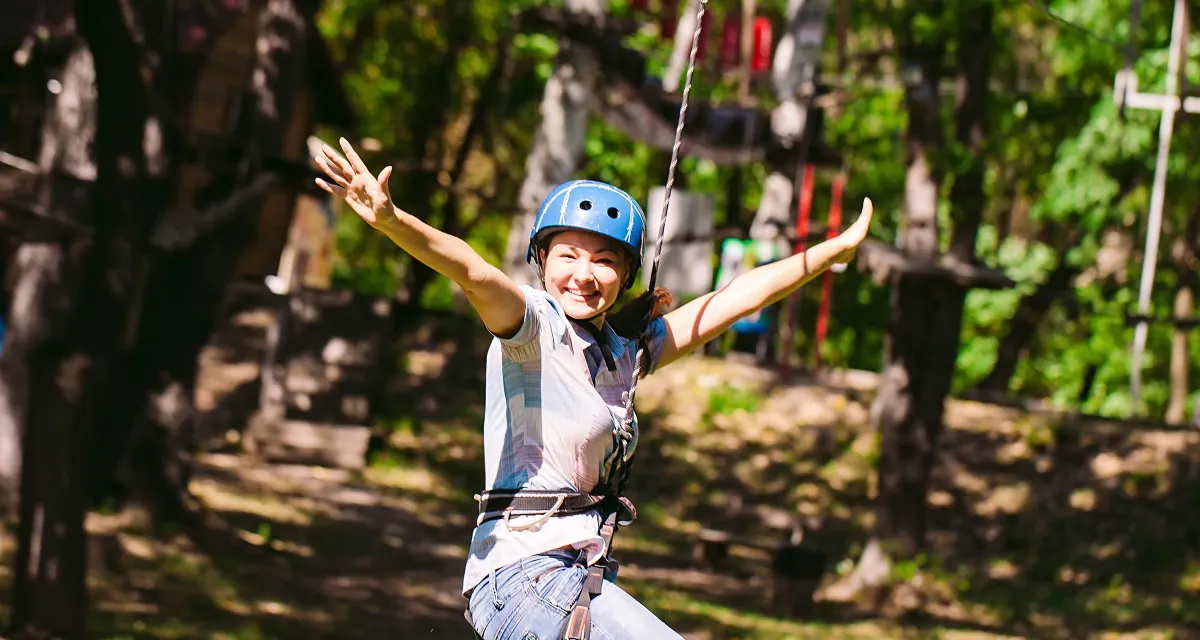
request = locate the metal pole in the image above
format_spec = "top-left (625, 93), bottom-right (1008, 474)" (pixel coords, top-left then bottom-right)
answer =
top-left (1130, 0), bottom-right (1188, 415)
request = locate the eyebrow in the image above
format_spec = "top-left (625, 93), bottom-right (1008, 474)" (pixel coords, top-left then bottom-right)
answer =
top-left (555, 245), bottom-right (619, 257)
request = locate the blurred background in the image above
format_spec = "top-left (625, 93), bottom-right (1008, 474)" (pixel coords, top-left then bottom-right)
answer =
top-left (0, 0), bottom-right (1197, 638)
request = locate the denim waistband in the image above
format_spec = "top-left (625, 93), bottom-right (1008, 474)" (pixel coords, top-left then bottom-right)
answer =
top-left (537, 547), bottom-right (588, 565)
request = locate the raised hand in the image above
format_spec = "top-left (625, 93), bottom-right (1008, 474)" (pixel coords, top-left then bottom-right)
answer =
top-left (832, 197), bottom-right (874, 266)
top-left (314, 137), bottom-right (397, 230)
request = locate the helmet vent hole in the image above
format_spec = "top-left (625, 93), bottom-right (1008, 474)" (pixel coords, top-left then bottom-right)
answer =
top-left (607, 207), bottom-right (620, 219)
top-left (579, 200), bottom-right (592, 211)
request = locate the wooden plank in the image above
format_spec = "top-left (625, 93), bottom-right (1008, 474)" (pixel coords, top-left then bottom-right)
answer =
top-left (243, 418), bottom-right (372, 470)
top-left (235, 89), bottom-right (313, 277)
top-left (855, 239), bottom-right (1015, 290)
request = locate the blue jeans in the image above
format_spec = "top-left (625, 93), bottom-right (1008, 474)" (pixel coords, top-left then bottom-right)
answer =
top-left (466, 549), bottom-right (684, 640)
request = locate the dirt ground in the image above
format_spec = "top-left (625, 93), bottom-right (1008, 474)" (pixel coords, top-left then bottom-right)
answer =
top-left (8, 328), bottom-right (1200, 639)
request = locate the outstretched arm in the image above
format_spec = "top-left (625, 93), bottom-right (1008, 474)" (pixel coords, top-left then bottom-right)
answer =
top-left (656, 198), bottom-right (875, 369)
top-left (315, 138), bottom-right (526, 338)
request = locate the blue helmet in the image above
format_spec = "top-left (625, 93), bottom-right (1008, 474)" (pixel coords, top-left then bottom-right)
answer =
top-left (526, 180), bottom-right (646, 289)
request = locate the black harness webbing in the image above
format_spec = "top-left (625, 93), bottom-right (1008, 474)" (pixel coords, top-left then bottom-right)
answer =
top-left (474, 489), bottom-right (605, 526)
top-left (465, 2), bottom-right (710, 637)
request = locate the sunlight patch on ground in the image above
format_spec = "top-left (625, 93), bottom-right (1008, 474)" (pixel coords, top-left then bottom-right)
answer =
top-left (395, 579), bottom-right (472, 610)
top-left (364, 465), bottom-right (467, 501)
top-left (190, 477), bottom-right (321, 526)
top-left (617, 529), bottom-right (677, 557)
top-left (974, 482), bottom-right (1030, 518)
top-left (235, 528), bottom-right (315, 557)
top-left (1180, 561), bottom-right (1200, 592)
top-left (378, 492), bottom-right (471, 529)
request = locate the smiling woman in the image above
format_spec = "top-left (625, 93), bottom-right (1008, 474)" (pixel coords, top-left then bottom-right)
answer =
top-left (313, 137), bottom-right (873, 640)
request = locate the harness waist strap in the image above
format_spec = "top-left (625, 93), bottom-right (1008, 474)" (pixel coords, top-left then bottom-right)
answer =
top-left (475, 490), bottom-right (604, 526)
top-left (474, 490), bottom-right (637, 528)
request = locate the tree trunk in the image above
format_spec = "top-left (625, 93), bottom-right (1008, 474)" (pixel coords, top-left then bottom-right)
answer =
top-left (1166, 220), bottom-right (1200, 424)
top-left (877, 35), bottom-right (947, 542)
top-left (7, 38), bottom-right (97, 640)
top-left (855, 0), bottom-right (992, 592)
top-left (857, 39), bottom-right (946, 585)
top-left (662, 0), bottom-right (701, 93)
top-left (1167, 283), bottom-right (1193, 424)
top-left (100, 0), bottom-right (308, 523)
top-left (0, 36), bottom-right (97, 521)
top-left (502, 0), bottom-right (607, 289)
top-left (13, 0), bottom-right (160, 628)
top-left (13, 340), bottom-right (92, 640)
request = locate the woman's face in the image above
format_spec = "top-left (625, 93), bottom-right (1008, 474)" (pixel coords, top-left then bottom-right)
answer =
top-left (541, 230), bottom-right (630, 322)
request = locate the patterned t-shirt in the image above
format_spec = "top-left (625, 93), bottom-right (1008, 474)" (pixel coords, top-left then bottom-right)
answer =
top-left (462, 286), bottom-right (669, 595)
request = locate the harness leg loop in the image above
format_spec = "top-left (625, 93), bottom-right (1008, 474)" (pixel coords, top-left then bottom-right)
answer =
top-left (562, 563), bottom-right (605, 640)
top-left (562, 603), bottom-right (591, 640)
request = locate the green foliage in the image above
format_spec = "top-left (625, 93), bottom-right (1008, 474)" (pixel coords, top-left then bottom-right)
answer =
top-left (953, 0), bottom-right (1200, 417)
top-left (316, 0), bottom-right (1200, 420)
top-left (956, 226), bottom-right (1060, 389)
top-left (704, 385), bottom-right (763, 417)
top-left (318, 0), bottom-right (552, 304)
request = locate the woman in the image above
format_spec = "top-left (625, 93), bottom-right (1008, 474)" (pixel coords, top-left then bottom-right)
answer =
top-left (315, 138), bottom-right (874, 639)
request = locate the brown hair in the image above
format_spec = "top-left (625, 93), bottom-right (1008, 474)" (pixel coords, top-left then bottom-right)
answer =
top-left (607, 286), bottom-right (673, 377)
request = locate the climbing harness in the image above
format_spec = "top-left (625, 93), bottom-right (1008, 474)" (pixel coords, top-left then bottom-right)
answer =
top-left (466, 2), bottom-right (710, 638)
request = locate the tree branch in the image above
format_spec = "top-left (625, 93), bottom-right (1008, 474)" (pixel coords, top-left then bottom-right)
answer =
top-left (150, 172), bottom-right (280, 251)
top-left (337, 6), bottom-right (382, 77)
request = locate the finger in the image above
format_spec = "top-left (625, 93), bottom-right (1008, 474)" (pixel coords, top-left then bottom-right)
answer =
top-left (315, 178), bottom-right (345, 198)
top-left (844, 198), bottom-right (874, 240)
top-left (856, 197), bottom-right (874, 227)
top-left (340, 137), bottom-right (371, 174)
top-left (315, 157), bottom-right (351, 188)
top-left (321, 144), bottom-right (354, 178)
top-left (377, 166), bottom-right (393, 200)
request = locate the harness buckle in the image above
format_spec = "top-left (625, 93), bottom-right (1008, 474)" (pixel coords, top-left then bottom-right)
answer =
top-left (614, 496), bottom-right (637, 525)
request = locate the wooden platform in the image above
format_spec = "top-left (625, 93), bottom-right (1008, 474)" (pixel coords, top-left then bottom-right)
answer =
top-left (197, 281), bottom-right (390, 470)
top-left (243, 416), bottom-right (372, 470)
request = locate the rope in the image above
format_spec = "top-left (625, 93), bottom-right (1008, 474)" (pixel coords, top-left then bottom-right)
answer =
top-left (613, 0), bottom-right (709, 493)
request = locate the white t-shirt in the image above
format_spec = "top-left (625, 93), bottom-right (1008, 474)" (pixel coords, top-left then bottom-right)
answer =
top-left (462, 286), bottom-right (669, 595)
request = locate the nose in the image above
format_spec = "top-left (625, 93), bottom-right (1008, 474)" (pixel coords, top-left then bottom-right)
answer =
top-left (572, 259), bottom-right (596, 284)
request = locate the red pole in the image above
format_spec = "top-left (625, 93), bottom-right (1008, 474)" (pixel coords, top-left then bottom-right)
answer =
top-left (661, 0), bottom-right (679, 38)
top-left (793, 164), bottom-right (816, 255)
top-left (751, 16), bottom-right (773, 73)
top-left (719, 15), bottom-right (742, 73)
top-left (780, 164), bottom-right (816, 377)
top-left (813, 174), bottom-right (845, 373)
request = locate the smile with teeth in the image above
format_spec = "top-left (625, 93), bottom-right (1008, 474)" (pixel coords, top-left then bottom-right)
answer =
top-left (566, 288), bottom-right (599, 302)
